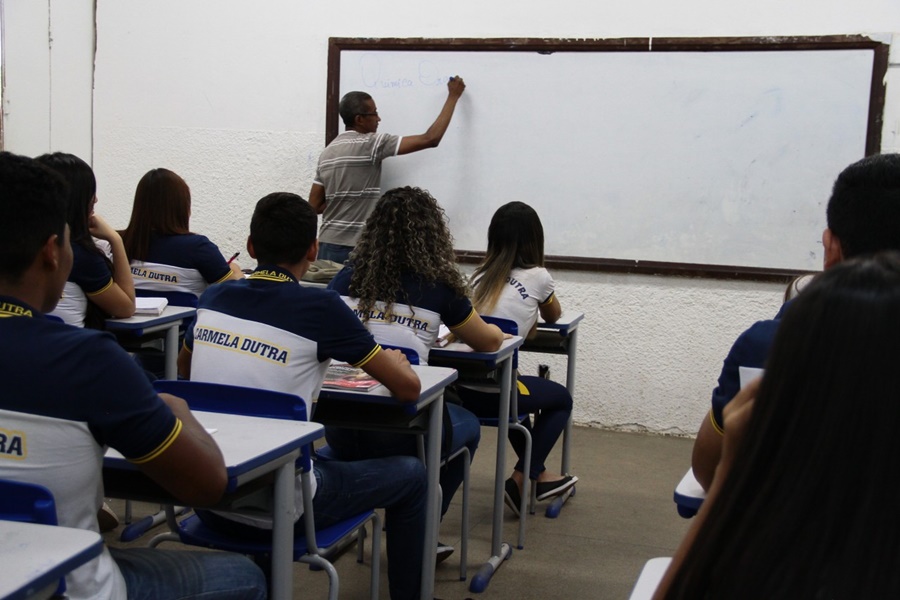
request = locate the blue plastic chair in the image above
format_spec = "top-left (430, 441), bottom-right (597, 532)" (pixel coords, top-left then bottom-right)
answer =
top-left (673, 468), bottom-right (706, 518)
top-left (0, 478), bottom-right (66, 596)
top-left (148, 380), bottom-right (381, 600)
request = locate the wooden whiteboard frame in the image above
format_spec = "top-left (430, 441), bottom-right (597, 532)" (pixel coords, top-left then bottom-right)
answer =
top-left (326, 36), bottom-right (889, 281)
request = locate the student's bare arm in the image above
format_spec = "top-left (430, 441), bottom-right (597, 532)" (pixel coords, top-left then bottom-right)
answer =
top-left (177, 346), bottom-right (192, 380)
top-left (136, 393), bottom-right (228, 507)
top-left (309, 184), bottom-right (326, 214)
top-left (539, 293), bottom-right (562, 324)
top-left (89, 214), bottom-right (136, 318)
top-left (361, 348), bottom-right (422, 403)
top-left (397, 77), bottom-right (466, 155)
top-left (691, 412), bottom-right (723, 492)
top-left (452, 313), bottom-right (504, 352)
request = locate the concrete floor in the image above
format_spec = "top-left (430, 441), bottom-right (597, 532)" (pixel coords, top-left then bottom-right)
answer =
top-left (106, 426), bottom-right (694, 599)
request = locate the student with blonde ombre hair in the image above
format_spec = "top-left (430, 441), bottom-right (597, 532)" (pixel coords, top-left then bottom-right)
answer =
top-left (467, 201), bottom-right (579, 514)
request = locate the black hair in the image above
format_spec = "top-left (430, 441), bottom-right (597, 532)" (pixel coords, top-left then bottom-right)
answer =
top-left (250, 192), bottom-right (317, 265)
top-left (33, 153), bottom-right (97, 251)
top-left (471, 201), bottom-right (546, 314)
top-left (664, 252), bottom-right (900, 598)
top-left (0, 152), bottom-right (69, 283)
top-left (339, 91), bottom-right (374, 128)
top-left (826, 153), bottom-right (900, 258)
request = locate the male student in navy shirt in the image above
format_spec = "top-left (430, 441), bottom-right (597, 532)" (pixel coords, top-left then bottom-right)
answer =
top-left (178, 192), bottom-right (427, 600)
top-left (692, 153), bottom-right (900, 491)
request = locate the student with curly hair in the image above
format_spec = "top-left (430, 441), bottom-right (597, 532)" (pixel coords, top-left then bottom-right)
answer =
top-left (328, 186), bottom-right (503, 562)
top-left (466, 201), bottom-right (578, 514)
top-left (121, 168), bottom-right (242, 299)
top-left (657, 253), bottom-right (900, 599)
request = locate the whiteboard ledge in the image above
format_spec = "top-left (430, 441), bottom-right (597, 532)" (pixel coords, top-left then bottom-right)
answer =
top-left (455, 250), bottom-right (814, 282)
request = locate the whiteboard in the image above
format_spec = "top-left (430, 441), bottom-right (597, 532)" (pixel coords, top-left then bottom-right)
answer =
top-left (333, 39), bottom-right (885, 275)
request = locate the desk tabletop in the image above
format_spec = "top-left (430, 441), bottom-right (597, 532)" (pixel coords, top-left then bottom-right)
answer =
top-left (105, 305), bottom-right (196, 330)
top-left (317, 365), bottom-right (457, 414)
top-left (430, 335), bottom-right (524, 365)
top-left (0, 521), bottom-right (103, 600)
top-left (535, 311), bottom-right (584, 335)
top-left (105, 411), bottom-right (323, 490)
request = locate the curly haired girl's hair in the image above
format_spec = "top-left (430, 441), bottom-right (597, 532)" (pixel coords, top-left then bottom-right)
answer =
top-left (349, 186), bottom-right (469, 320)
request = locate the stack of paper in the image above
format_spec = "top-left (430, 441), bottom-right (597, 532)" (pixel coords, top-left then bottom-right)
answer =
top-left (134, 297), bottom-right (168, 316)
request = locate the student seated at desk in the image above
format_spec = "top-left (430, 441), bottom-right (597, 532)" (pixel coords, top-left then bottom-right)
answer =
top-left (177, 192), bottom-right (427, 600)
top-left (121, 168), bottom-right (243, 299)
top-left (691, 153), bottom-right (900, 492)
top-left (327, 186), bottom-right (503, 550)
top-left (0, 151), bottom-right (266, 600)
top-left (467, 201), bottom-right (578, 513)
top-left (35, 152), bottom-right (135, 328)
top-left (656, 254), bottom-right (900, 599)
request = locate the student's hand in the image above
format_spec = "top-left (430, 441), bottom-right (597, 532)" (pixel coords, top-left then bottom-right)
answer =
top-left (383, 348), bottom-right (411, 368)
top-left (714, 377), bottom-right (760, 484)
top-left (88, 214), bottom-right (120, 242)
top-left (502, 333), bottom-right (513, 340)
top-left (447, 76), bottom-right (466, 98)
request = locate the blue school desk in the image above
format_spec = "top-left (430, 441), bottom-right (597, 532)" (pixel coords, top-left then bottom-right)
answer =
top-left (429, 336), bottom-right (524, 593)
top-left (521, 311), bottom-right (584, 516)
top-left (314, 364), bottom-right (457, 600)
top-left (104, 411), bottom-right (323, 600)
top-left (0, 521), bottom-right (103, 600)
top-left (106, 305), bottom-right (196, 379)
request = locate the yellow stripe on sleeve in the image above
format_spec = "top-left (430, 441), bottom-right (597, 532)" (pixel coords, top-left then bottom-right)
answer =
top-left (86, 278), bottom-right (114, 297)
top-left (212, 270), bottom-right (233, 284)
top-left (351, 344), bottom-right (382, 368)
top-left (709, 409), bottom-right (724, 436)
top-left (448, 308), bottom-right (476, 330)
top-left (128, 418), bottom-right (183, 464)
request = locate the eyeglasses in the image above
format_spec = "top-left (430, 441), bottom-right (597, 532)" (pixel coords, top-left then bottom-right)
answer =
top-left (357, 112), bottom-right (379, 118)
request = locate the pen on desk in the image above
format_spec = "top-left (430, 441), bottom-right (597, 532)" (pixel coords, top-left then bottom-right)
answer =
top-left (227, 252), bottom-right (240, 264)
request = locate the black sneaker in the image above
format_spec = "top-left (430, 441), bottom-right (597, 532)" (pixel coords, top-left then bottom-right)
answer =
top-left (535, 475), bottom-right (578, 501)
top-left (436, 541), bottom-right (454, 565)
top-left (504, 478), bottom-right (521, 517)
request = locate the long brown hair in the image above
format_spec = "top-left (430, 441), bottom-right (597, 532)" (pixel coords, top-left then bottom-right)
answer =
top-left (122, 168), bottom-right (191, 261)
top-left (349, 187), bottom-right (469, 321)
top-left (471, 201), bottom-right (545, 315)
top-left (663, 254), bottom-right (900, 599)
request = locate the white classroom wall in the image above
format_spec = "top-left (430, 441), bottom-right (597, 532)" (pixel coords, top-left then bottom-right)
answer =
top-left (3, 0), bottom-right (900, 435)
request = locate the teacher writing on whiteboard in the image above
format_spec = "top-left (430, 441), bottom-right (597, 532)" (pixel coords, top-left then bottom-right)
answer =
top-left (309, 76), bottom-right (466, 264)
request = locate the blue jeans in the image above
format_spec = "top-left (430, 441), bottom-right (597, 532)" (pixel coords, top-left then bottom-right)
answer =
top-left (324, 403), bottom-right (480, 517)
top-left (196, 455), bottom-right (426, 600)
top-left (317, 242), bottom-right (354, 265)
top-left (110, 547), bottom-right (267, 600)
top-left (459, 376), bottom-right (572, 480)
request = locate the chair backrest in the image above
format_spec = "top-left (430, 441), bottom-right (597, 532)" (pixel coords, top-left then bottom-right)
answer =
top-left (136, 288), bottom-right (200, 308)
top-left (153, 380), bottom-right (311, 467)
top-left (0, 478), bottom-right (65, 595)
top-left (380, 344), bottom-right (420, 365)
top-left (0, 478), bottom-right (58, 525)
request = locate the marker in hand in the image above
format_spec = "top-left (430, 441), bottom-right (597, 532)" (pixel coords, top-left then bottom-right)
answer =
top-left (227, 252), bottom-right (240, 264)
